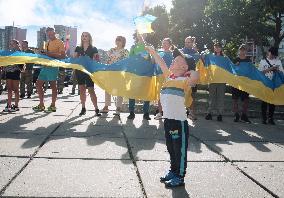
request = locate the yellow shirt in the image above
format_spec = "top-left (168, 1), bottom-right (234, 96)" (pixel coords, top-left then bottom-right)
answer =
top-left (47, 39), bottom-right (65, 55)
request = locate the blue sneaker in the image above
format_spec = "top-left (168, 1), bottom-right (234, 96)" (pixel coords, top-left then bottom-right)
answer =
top-left (160, 171), bottom-right (175, 183)
top-left (165, 175), bottom-right (185, 188)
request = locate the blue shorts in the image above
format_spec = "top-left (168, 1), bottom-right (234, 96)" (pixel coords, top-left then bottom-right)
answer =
top-left (38, 67), bottom-right (59, 81)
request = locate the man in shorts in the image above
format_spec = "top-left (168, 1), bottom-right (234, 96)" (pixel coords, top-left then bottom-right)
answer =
top-left (33, 27), bottom-right (65, 112)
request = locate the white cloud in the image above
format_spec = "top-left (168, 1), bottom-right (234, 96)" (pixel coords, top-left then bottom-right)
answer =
top-left (0, 0), bottom-right (172, 50)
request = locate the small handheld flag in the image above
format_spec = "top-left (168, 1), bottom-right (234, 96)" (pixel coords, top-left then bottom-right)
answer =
top-left (134, 14), bottom-right (157, 34)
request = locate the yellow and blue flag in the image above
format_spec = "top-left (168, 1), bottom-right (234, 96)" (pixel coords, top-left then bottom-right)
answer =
top-left (134, 14), bottom-right (157, 34)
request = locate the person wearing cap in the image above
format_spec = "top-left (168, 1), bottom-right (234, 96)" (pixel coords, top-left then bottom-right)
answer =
top-left (146, 45), bottom-right (199, 188)
top-left (231, 44), bottom-right (251, 123)
top-left (205, 42), bottom-right (226, 121)
top-left (33, 27), bottom-right (66, 112)
top-left (259, 47), bottom-right (284, 125)
top-left (20, 40), bottom-right (34, 99)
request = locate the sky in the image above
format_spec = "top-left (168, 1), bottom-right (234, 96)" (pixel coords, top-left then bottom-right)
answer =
top-left (0, 0), bottom-right (173, 50)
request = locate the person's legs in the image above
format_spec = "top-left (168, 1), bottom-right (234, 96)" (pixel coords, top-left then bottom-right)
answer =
top-left (88, 87), bottom-right (99, 110)
top-left (127, 99), bottom-right (136, 119)
top-left (103, 91), bottom-right (111, 111)
top-left (20, 72), bottom-right (26, 97)
top-left (50, 80), bottom-right (57, 107)
top-left (116, 96), bottom-right (123, 110)
top-left (12, 80), bottom-right (20, 107)
top-left (36, 80), bottom-right (45, 107)
top-left (268, 103), bottom-right (275, 125)
top-left (26, 71), bottom-right (33, 96)
top-left (206, 84), bottom-right (216, 120)
top-left (216, 83), bottom-right (225, 116)
top-left (143, 101), bottom-right (151, 120)
top-left (261, 101), bottom-right (268, 123)
top-left (6, 79), bottom-right (13, 107)
top-left (79, 85), bottom-right (86, 108)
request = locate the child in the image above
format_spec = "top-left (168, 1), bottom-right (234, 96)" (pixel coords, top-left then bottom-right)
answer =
top-left (146, 45), bottom-right (199, 188)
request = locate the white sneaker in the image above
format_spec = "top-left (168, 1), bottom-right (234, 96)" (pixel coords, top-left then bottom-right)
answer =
top-left (187, 110), bottom-right (197, 120)
top-left (154, 112), bottom-right (163, 120)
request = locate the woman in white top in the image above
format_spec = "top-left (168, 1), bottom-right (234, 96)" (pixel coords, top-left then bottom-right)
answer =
top-left (259, 47), bottom-right (284, 125)
top-left (101, 36), bottom-right (129, 115)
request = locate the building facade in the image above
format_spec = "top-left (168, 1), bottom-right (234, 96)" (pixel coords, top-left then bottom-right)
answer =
top-left (0, 26), bottom-right (26, 50)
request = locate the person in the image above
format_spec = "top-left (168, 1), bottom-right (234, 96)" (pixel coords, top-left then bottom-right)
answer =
top-left (146, 45), bottom-right (199, 188)
top-left (33, 27), bottom-right (66, 112)
top-left (232, 44), bottom-right (251, 123)
top-left (20, 40), bottom-right (34, 99)
top-left (57, 67), bottom-right (65, 94)
top-left (154, 38), bottom-right (174, 120)
top-left (74, 32), bottom-right (101, 116)
top-left (70, 69), bottom-right (79, 95)
top-left (101, 36), bottom-right (129, 116)
top-left (182, 36), bottom-right (198, 120)
top-left (3, 40), bottom-right (23, 112)
top-left (127, 33), bottom-right (151, 120)
top-left (205, 42), bottom-right (226, 121)
top-left (259, 47), bottom-right (284, 125)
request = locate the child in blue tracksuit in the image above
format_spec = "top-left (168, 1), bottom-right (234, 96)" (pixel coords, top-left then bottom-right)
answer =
top-left (146, 45), bottom-right (199, 188)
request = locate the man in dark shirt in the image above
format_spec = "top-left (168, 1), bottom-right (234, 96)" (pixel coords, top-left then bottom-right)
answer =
top-left (20, 40), bottom-right (34, 98)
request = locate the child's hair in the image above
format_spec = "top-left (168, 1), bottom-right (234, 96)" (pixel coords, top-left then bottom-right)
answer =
top-left (171, 45), bottom-right (195, 72)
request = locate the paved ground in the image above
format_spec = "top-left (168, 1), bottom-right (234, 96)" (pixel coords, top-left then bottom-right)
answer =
top-left (0, 86), bottom-right (284, 198)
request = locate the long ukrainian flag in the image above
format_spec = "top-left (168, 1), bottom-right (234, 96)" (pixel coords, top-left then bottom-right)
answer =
top-left (0, 50), bottom-right (284, 105)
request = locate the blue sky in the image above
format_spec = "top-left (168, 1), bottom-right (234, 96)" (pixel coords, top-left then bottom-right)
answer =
top-left (0, 0), bottom-right (172, 50)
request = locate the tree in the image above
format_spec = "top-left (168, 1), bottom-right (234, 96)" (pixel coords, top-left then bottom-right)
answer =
top-left (169, 0), bottom-right (209, 50)
top-left (205, 0), bottom-right (284, 57)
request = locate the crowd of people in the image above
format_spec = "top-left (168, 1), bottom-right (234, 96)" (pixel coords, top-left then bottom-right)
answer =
top-left (1, 27), bottom-right (283, 188)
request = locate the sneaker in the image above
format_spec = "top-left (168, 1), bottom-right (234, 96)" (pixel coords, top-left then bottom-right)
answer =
top-left (241, 113), bottom-right (251, 123)
top-left (20, 94), bottom-right (25, 99)
top-left (79, 108), bottom-right (86, 116)
top-left (95, 108), bottom-right (101, 116)
top-left (143, 113), bottom-right (151, 120)
top-left (46, 106), bottom-right (56, 113)
top-left (234, 113), bottom-right (240, 122)
top-left (27, 94), bottom-right (31, 99)
top-left (70, 91), bottom-right (75, 95)
top-left (58, 90), bottom-right (63, 94)
top-left (268, 118), bottom-right (275, 125)
top-left (217, 114), bottom-right (222, 122)
top-left (187, 110), bottom-right (197, 120)
top-left (127, 112), bottom-right (135, 120)
top-left (3, 105), bottom-right (14, 113)
top-left (154, 112), bottom-right (163, 120)
top-left (205, 113), bottom-right (212, 120)
top-left (11, 105), bottom-right (19, 111)
top-left (154, 109), bottom-right (159, 116)
top-left (32, 105), bottom-right (45, 112)
top-left (165, 175), bottom-right (185, 188)
top-left (160, 171), bottom-right (175, 183)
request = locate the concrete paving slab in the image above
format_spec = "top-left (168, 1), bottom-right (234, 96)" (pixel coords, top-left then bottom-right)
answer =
top-left (204, 141), bottom-right (284, 161)
top-left (52, 124), bottom-right (123, 137)
top-left (3, 158), bottom-right (143, 197)
top-left (137, 161), bottom-right (273, 198)
top-left (128, 138), bottom-right (224, 161)
top-left (123, 125), bottom-right (165, 140)
top-left (36, 136), bottom-right (130, 159)
top-left (235, 162), bottom-right (284, 197)
top-left (0, 157), bottom-right (29, 190)
top-left (0, 134), bottom-right (47, 156)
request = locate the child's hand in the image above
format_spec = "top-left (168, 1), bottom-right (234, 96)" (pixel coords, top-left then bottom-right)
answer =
top-left (187, 70), bottom-right (199, 86)
top-left (145, 46), bottom-right (156, 55)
